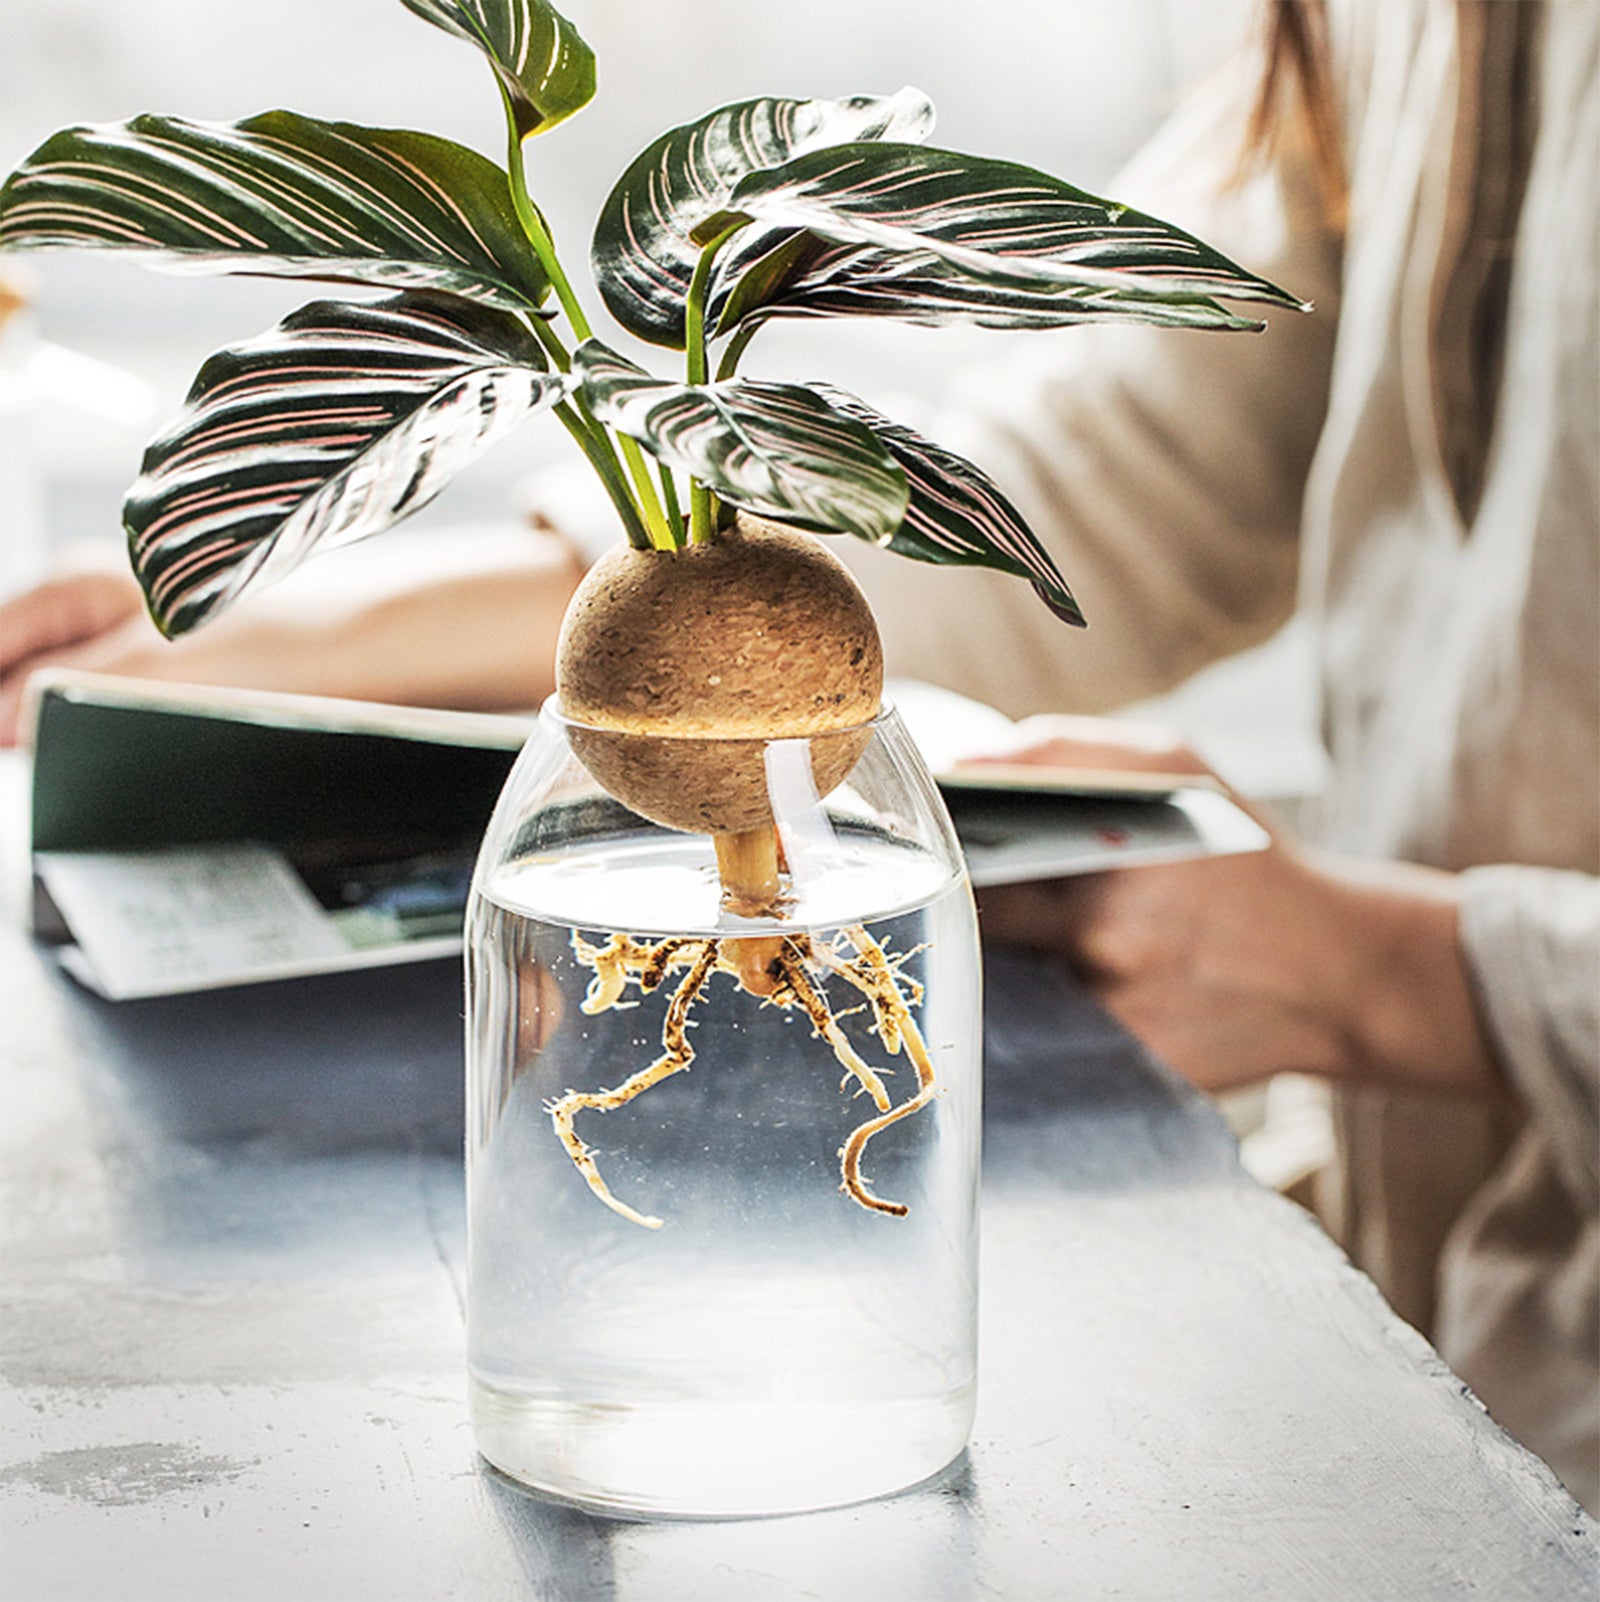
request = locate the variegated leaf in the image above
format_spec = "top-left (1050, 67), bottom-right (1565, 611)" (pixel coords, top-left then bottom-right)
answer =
top-left (720, 239), bottom-right (1265, 336)
top-left (591, 88), bottom-right (934, 348)
top-left (127, 293), bottom-right (566, 637)
top-left (397, 0), bottom-right (595, 139)
top-left (714, 144), bottom-right (1307, 311)
top-left (0, 112), bottom-right (548, 311)
top-left (810, 385), bottom-right (1083, 624)
top-left (574, 341), bottom-right (907, 542)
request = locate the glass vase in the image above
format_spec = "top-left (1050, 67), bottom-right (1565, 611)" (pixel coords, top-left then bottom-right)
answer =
top-left (464, 699), bottom-right (982, 1518)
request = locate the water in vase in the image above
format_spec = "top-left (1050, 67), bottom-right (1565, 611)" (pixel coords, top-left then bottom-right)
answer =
top-left (466, 828), bottom-right (981, 1517)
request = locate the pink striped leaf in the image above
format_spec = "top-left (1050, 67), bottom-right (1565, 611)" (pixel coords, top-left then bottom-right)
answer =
top-left (718, 239), bottom-right (1269, 335)
top-left (704, 143), bottom-right (1308, 320)
top-left (808, 385), bottom-right (1083, 624)
top-left (0, 112), bottom-right (548, 311)
top-left (574, 340), bottom-right (908, 543)
top-left (591, 88), bottom-right (934, 348)
top-left (397, 0), bottom-right (595, 139)
top-left (126, 293), bottom-right (567, 638)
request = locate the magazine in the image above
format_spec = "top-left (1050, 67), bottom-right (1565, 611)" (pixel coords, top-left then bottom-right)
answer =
top-left (27, 670), bottom-right (1267, 999)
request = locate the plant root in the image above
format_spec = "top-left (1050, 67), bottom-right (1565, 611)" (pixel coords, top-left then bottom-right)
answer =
top-left (713, 827), bottom-right (782, 917)
top-left (809, 927), bottom-right (939, 1217)
top-left (767, 951), bottom-right (892, 1113)
top-left (546, 938), bottom-right (720, 1229)
top-left (551, 919), bottom-right (936, 1227)
top-left (714, 827), bottom-right (788, 996)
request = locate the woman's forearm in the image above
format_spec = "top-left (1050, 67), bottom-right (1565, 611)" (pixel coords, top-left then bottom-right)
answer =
top-left (1310, 853), bottom-right (1502, 1098)
top-left (293, 538), bottom-right (585, 710)
top-left (0, 529), bottom-right (587, 739)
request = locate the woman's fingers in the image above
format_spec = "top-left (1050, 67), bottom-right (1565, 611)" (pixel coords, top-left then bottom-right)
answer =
top-left (957, 713), bottom-right (1212, 779)
top-left (979, 841), bottom-right (1499, 1098)
top-left (0, 571), bottom-right (153, 745)
top-left (979, 875), bottom-right (1095, 958)
top-left (0, 570), bottom-right (144, 672)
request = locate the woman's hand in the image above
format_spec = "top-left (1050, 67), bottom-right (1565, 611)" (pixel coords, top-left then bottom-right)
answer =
top-left (970, 718), bottom-right (1500, 1098)
top-left (0, 567), bottom-right (160, 744)
top-left (0, 529), bottom-right (587, 746)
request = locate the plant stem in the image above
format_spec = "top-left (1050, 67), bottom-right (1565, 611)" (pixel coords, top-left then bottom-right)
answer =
top-left (685, 222), bottom-right (748, 545)
top-left (657, 462), bottom-right (684, 543)
top-left (685, 221), bottom-right (746, 384)
top-left (714, 826), bottom-right (787, 998)
top-left (527, 314), bottom-right (568, 371)
top-left (552, 403), bottom-right (653, 549)
top-left (501, 97), bottom-right (675, 551)
top-left (501, 93), bottom-right (592, 342)
top-left (715, 323), bottom-right (759, 382)
top-left (616, 435), bottom-right (676, 548)
top-left (514, 314), bottom-right (648, 549)
top-left (714, 826), bottom-right (781, 913)
top-left (687, 475), bottom-right (716, 548)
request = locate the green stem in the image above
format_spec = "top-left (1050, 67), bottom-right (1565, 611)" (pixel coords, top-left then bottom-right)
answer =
top-left (519, 316), bottom-right (650, 549)
top-left (615, 434), bottom-right (675, 548)
top-left (527, 314), bottom-right (571, 372)
top-left (685, 223), bottom-right (745, 386)
top-left (553, 403), bottom-right (652, 550)
top-left (657, 462), bottom-right (684, 544)
top-left (715, 322), bottom-right (760, 382)
top-left (685, 223), bottom-right (748, 545)
top-left (501, 94), bottom-right (592, 342)
top-left (503, 102), bottom-right (674, 551)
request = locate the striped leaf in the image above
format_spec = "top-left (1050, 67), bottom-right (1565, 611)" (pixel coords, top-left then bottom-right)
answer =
top-left (811, 385), bottom-right (1083, 624)
top-left (0, 112), bottom-right (548, 312)
top-left (398, 0), bottom-right (595, 139)
top-left (127, 293), bottom-right (567, 638)
top-left (591, 88), bottom-right (934, 348)
top-left (574, 341), bottom-right (907, 542)
top-left (710, 143), bottom-right (1308, 314)
top-left (720, 240), bottom-right (1266, 336)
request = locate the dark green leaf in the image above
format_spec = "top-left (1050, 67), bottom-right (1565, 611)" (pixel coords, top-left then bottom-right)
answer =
top-left (574, 340), bottom-right (908, 542)
top-left (398, 0), bottom-right (596, 138)
top-left (721, 239), bottom-right (1266, 335)
top-left (810, 384), bottom-right (1083, 624)
top-left (591, 88), bottom-right (934, 348)
top-left (713, 231), bottom-right (827, 332)
top-left (0, 112), bottom-right (548, 311)
top-left (722, 143), bottom-right (1308, 312)
top-left (127, 293), bottom-right (566, 637)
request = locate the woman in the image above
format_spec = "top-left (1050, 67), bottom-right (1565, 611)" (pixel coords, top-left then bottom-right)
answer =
top-left (3, 0), bottom-right (1595, 1510)
top-left (850, 0), bottom-right (1598, 1512)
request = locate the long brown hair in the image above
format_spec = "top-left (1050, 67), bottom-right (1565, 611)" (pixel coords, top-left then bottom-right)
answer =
top-left (1243, 0), bottom-right (1348, 223)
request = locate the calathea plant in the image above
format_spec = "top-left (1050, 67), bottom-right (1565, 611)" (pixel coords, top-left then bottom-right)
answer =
top-left (0, 0), bottom-right (1301, 1223)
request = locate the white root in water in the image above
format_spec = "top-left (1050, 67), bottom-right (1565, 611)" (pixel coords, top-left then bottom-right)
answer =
top-left (545, 921), bottom-right (936, 1228)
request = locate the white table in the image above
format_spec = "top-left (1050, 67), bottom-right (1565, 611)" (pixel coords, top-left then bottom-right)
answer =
top-left (2, 759), bottom-right (1594, 1600)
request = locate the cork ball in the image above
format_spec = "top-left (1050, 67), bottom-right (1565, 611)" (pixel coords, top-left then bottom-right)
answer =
top-left (555, 513), bottom-right (884, 834)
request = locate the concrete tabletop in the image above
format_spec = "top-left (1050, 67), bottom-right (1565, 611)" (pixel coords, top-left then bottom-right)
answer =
top-left (2, 876), bottom-right (1594, 1599)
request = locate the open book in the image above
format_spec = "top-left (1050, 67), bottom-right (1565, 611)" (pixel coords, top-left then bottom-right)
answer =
top-left (27, 670), bottom-right (1266, 999)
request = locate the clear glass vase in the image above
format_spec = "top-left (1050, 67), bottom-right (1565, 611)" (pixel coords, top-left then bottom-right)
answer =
top-left (464, 699), bottom-right (982, 1518)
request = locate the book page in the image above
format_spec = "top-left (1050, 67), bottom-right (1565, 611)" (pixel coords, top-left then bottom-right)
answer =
top-left (36, 844), bottom-right (351, 1000)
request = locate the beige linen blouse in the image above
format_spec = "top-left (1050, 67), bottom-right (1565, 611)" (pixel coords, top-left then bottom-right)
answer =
top-left (842, 0), bottom-right (1599, 1511)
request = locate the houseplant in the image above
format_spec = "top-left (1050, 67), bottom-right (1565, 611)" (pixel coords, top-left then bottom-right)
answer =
top-left (0, 0), bottom-right (1300, 1515)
